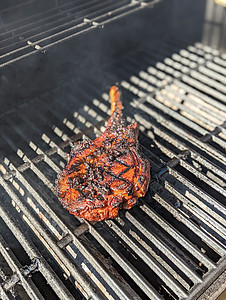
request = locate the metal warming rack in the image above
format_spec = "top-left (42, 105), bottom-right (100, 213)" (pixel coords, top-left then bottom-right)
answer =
top-left (0, 37), bottom-right (225, 299)
top-left (0, 0), bottom-right (160, 68)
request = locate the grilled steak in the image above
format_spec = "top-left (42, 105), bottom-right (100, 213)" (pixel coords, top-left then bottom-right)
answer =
top-left (57, 86), bottom-right (150, 221)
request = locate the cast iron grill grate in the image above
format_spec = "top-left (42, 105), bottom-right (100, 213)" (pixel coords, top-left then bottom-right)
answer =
top-left (0, 40), bottom-right (225, 299)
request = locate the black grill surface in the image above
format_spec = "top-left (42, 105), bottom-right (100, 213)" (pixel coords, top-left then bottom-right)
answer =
top-left (0, 39), bottom-right (226, 300)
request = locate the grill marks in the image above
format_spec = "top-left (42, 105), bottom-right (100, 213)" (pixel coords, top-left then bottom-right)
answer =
top-left (67, 139), bottom-right (135, 197)
top-left (57, 86), bottom-right (150, 221)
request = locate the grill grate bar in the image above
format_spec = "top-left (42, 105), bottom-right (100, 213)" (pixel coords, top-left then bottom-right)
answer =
top-left (125, 212), bottom-right (203, 285)
top-left (152, 193), bottom-right (225, 256)
top-left (42, 134), bottom-right (67, 159)
top-left (163, 180), bottom-right (226, 238)
top-left (136, 113), bottom-right (226, 184)
top-left (139, 145), bottom-right (226, 250)
top-left (0, 236), bottom-right (44, 300)
top-left (194, 43), bottom-right (220, 56)
top-left (186, 45), bottom-right (207, 58)
top-left (0, 193), bottom-right (75, 300)
top-left (85, 221), bottom-right (163, 300)
top-left (2, 261), bottom-right (39, 291)
top-left (18, 151), bottom-right (58, 195)
top-left (67, 234), bottom-right (140, 300)
top-left (139, 204), bottom-right (216, 270)
top-left (145, 96), bottom-right (226, 150)
top-left (206, 61), bottom-right (226, 76)
top-left (152, 139), bottom-right (226, 200)
top-left (57, 223), bottom-right (90, 249)
top-left (1, 148), bottom-right (141, 298)
top-left (213, 57), bottom-right (226, 68)
top-left (140, 145), bottom-right (225, 248)
top-left (127, 83), bottom-right (224, 154)
top-left (178, 50), bottom-right (205, 65)
top-left (190, 70), bottom-right (226, 94)
top-left (156, 91), bottom-right (226, 135)
top-left (29, 141), bottom-right (61, 174)
top-left (164, 85), bottom-right (226, 124)
top-left (141, 42), bottom-right (226, 105)
top-left (0, 0), bottom-right (88, 31)
top-left (126, 224), bottom-right (191, 291)
top-left (155, 61), bottom-right (182, 79)
top-left (105, 219), bottom-right (189, 298)
top-left (0, 0), bottom-right (39, 14)
top-left (187, 258), bottom-right (226, 300)
top-left (0, 176), bottom-right (105, 300)
top-left (168, 168), bottom-right (226, 217)
top-left (198, 65), bottom-right (226, 84)
top-left (147, 65), bottom-right (174, 83)
top-left (133, 99), bottom-right (225, 164)
top-left (181, 75), bottom-right (226, 104)
top-left (164, 57), bottom-right (190, 74)
top-left (171, 53), bottom-right (197, 69)
top-left (200, 126), bottom-right (225, 143)
top-left (2, 118), bottom-right (105, 181)
top-left (0, 285), bottom-right (10, 300)
top-left (174, 80), bottom-right (226, 113)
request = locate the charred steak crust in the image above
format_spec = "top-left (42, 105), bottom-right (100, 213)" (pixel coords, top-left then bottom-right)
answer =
top-left (57, 86), bottom-right (150, 221)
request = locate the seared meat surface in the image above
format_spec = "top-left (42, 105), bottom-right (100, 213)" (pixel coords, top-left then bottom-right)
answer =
top-left (57, 86), bottom-right (150, 221)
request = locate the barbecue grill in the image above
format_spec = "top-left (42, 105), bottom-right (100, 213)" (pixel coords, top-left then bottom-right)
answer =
top-left (0, 0), bottom-right (225, 299)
